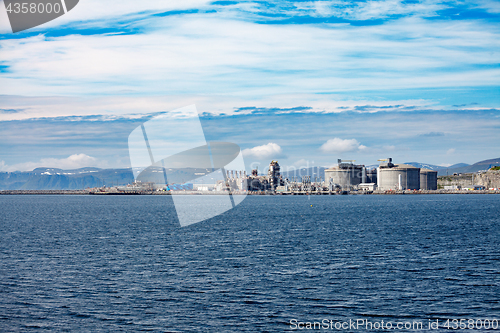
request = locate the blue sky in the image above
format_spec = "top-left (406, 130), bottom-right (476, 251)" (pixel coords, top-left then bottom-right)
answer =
top-left (0, 0), bottom-right (499, 171)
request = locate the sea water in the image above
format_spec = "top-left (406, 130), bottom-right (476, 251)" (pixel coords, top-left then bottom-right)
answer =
top-left (0, 195), bottom-right (499, 332)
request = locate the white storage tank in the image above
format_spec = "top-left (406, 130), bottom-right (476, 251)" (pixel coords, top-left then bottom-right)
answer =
top-left (325, 160), bottom-right (365, 189)
top-left (377, 162), bottom-right (420, 191)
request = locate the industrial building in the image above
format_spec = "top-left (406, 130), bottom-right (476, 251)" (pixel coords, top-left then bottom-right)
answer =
top-left (324, 159), bottom-right (366, 189)
top-left (420, 169), bottom-right (438, 190)
top-left (366, 168), bottom-right (377, 184)
top-left (324, 160), bottom-right (378, 190)
top-left (214, 170), bottom-right (248, 192)
top-left (215, 158), bottom-right (438, 193)
top-left (268, 160), bottom-right (282, 190)
top-left (376, 158), bottom-right (420, 191)
top-left (244, 161), bottom-right (285, 191)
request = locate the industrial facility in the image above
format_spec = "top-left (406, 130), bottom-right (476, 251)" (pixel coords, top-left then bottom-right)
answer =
top-left (245, 161), bottom-right (284, 191)
top-left (240, 158), bottom-right (438, 194)
top-left (376, 158), bottom-right (421, 191)
top-left (326, 158), bottom-right (438, 192)
top-left (97, 158), bottom-right (439, 194)
top-left (324, 159), bottom-right (377, 191)
top-left (420, 168), bottom-right (438, 190)
top-left (215, 170), bottom-right (247, 192)
top-left (324, 159), bottom-right (364, 188)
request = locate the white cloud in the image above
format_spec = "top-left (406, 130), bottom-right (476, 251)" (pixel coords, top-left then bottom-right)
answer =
top-left (297, 0), bottom-right (447, 20)
top-left (0, 0), bottom-right (213, 33)
top-left (242, 143), bottom-right (283, 160)
top-left (320, 138), bottom-right (367, 153)
top-left (0, 92), bottom-right (437, 121)
top-left (0, 154), bottom-right (107, 172)
top-left (447, 148), bottom-right (456, 155)
top-left (0, 11), bottom-right (499, 100)
top-left (65, 0), bottom-right (211, 22)
top-left (471, 0), bottom-right (500, 14)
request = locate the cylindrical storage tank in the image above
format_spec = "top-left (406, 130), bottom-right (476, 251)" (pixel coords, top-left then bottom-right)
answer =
top-left (377, 164), bottom-right (420, 191)
top-left (420, 169), bottom-right (438, 190)
top-left (366, 169), bottom-right (377, 184)
top-left (325, 166), bottom-right (364, 189)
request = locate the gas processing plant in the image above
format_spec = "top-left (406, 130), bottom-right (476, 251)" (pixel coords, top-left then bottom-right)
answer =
top-left (104, 158), bottom-right (438, 195)
top-left (235, 158), bottom-right (438, 194)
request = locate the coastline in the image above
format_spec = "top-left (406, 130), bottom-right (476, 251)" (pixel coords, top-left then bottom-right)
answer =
top-left (1, 190), bottom-right (500, 195)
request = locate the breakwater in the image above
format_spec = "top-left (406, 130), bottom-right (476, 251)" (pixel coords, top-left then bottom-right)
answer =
top-left (0, 190), bottom-right (88, 195)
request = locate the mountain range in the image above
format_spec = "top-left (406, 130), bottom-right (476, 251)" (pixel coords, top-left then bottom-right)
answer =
top-left (409, 158), bottom-right (500, 175)
top-left (0, 167), bottom-right (134, 190)
top-left (1, 157), bottom-right (499, 190)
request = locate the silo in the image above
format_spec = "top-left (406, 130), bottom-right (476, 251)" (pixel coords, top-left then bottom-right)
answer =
top-left (420, 169), bottom-right (438, 190)
top-left (377, 164), bottom-right (420, 191)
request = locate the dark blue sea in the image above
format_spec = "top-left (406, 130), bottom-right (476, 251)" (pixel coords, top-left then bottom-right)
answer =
top-left (0, 195), bottom-right (499, 332)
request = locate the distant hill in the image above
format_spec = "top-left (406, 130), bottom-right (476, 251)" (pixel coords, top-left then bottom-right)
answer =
top-left (405, 162), bottom-right (446, 171)
top-left (447, 163), bottom-right (470, 169)
top-left (393, 159), bottom-right (499, 176)
top-left (0, 168), bottom-right (134, 190)
top-left (404, 162), bottom-right (470, 173)
top-left (438, 157), bottom-right (500, 175)
top-left (0, 167), bottom-right (213, 190)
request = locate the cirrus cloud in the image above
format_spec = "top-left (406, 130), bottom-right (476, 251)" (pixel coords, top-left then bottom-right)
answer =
top-left (0, 153), bottom-right (106, 172)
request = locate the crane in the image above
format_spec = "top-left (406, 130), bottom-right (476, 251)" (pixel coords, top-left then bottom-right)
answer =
top-left (378, 158), bottom-right (393, 166)
top-left (338, 159), bottom-right (356, 164)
